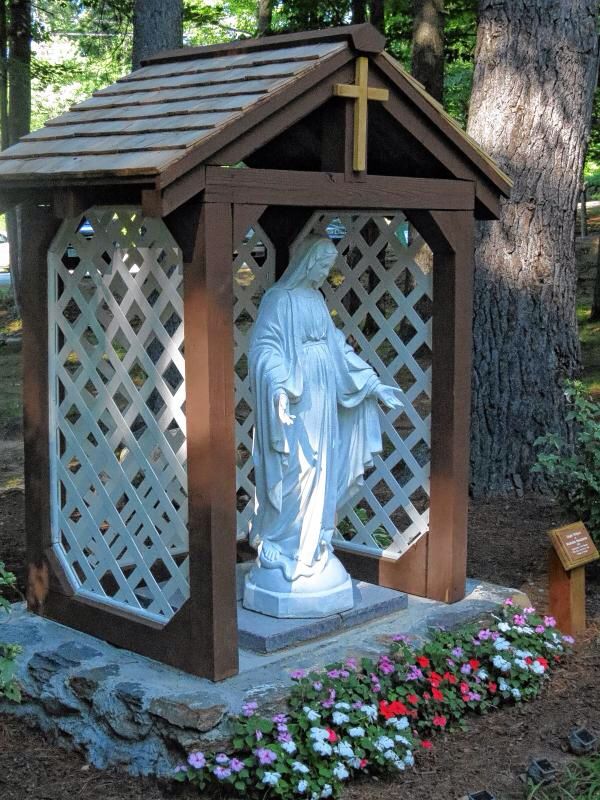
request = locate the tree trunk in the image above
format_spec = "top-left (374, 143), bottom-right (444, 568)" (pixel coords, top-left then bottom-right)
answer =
top-left (370, 0), bottom-right (385, 31)
top-left (591, 241), bottom-right (600, 321)
top-left (257, 0), bottom-right (273, 35)
top-left (352, 0), bottom-right (367, 24)
top-left (0, 0), bottom-right (8, 151)
top-left (132, 0), bottom-right (183, 70)
top-left (6, 0), bottom-right (31, 314)
top-left (467, 0), bottom-right (599, 495)
top-left (411, 0), bottom-right (445, 103)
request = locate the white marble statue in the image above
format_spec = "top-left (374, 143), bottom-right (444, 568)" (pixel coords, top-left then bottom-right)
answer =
top-left (243, 235), bottom-right (403, 618)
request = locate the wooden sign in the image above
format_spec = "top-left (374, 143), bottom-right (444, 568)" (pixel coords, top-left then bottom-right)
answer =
top-left (548, 522), bottom-right (599, 571)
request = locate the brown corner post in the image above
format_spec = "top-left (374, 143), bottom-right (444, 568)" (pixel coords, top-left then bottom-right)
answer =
top-left (425, 208), bottom-right (474, 603)
top-left (182, 200), bottom-right (239, 680)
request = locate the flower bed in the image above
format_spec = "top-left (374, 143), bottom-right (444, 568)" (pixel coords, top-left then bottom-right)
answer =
top-left (176, 602), bottom-right (573, 799)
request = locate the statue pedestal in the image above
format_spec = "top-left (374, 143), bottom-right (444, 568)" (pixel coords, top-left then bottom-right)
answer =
top-left (243, 555), bottom-right (354, 618)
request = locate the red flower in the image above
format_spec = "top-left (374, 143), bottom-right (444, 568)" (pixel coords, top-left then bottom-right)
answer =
top-left (432, 687), bottom-right (444, 702)
top-left (407, 694), bottom-right (419, 705)
top-left (525, 657), bottom-right (533, 665)
top-left (379, 699), bottom-right (409, 719)
top-left (421, 740), bottom-right (433, 750)
top-left (428, 671), bottom-right (443, 687)
top-left (423, 691), bottom-right (431, 700)
top-left (359, 758), bottom-right (368, 769)
top-left (488, 681), bottom-right (497, 694)
top-left (469, 659), bottom-right (480, 670)
top-left (460, 682), bottom-right (470, 695)
top-left (326, 728), bottom-right (337, 743)
top-left (536, 657), bottom-right (549, 669)
top-left (417, 656), bottom-right (430, 668)
top-left (432, 715), bottom-right (447, 728)
top-left (443, 672), bottom-right (457, 685)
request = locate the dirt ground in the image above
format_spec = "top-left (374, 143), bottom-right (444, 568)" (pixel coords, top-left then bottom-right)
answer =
top-left (0, 460), bottom-right (599, 799)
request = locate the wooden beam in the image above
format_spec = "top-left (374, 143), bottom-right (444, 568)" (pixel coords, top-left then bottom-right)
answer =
top-left (142, 23), bottom-right (386, 66)
top-left (203, 167), bottom-right (475, 210)
top-left (180, 200), bottom-right (239, 680)
top-left (406, 208), bottom-right (474, 603)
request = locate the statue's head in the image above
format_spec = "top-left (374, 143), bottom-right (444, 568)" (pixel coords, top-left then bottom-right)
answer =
top-left (277, 235), bottom-right (338, 289)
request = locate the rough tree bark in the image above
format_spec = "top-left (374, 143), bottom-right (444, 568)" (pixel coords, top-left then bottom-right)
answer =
top-left (132, 0), bottom-right (183, 70)
top-left (352, 0), bottom-right (367, 24)
top-left (370, 0), bottom-right (385, 32)
top-left (411, 0), bottom-right (445, 102)
top-left (257, 0), bottom-right (273, 35)
top-left (6, 0), bottom-right (31, 313)
top-left (466, 0), bottom-right (599, 495)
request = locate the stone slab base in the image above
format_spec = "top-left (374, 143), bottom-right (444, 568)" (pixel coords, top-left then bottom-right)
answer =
top-left (0, 579), bottom-right (529, 777)
top-left (239, 580), bottom-right (407, 653)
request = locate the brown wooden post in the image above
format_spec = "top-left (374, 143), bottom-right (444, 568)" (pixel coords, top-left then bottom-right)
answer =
top-left (182, 199), bottom-right (239, 680)
top-left (426, 209), bottom-right (474, 602)
top-left (548, 550), bottom-right (586, 637)
top-left (20, 203), bottom-right (61, 610)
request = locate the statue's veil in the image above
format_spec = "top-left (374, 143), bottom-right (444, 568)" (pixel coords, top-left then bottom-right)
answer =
top-left (274, 234), bottom-right (337, 289)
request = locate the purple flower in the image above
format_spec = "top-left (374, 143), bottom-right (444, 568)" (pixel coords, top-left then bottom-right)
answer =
top-left (478, 629), bottom-right (491, 640)
top-left (215, 753), bottom-right (229, 764)
top-left (562, 634), bottom-right (575, 644)
top-left (468, 691), bottom-right (481, 702)
top-left (290, 669), bottom-right (307, 680)
top-left (392, 634), bottom-right (409, 643)
top-left (491, 632), bottom-right (500, 641)
top-left (313, 681), bottom-right (323, 691)
top-left (513, 614), bottom-right (526, 625)
top-left (213, 766), bottom-right (231, 780)
top-left (241, 701), bottom-right (258, 717)
top-left (255, 748), bottom-right (278, 766)
top-left (543, 616), bottom-right (556, 628)
top-left (174, 765), bottom-right (187, 773)
top-left (340, 669), bottom-right (350, 678)
top-left (378, 656), bottom-right (395, 676)
top-left (370, 673), bottom-right (381, 692)
top-left (272, 714), bottom-right (288, 724)
top-left (460, 663), bottom-right (472, 675)
top-left (345, 658), bottom-right (358, 670)
top-left (451, 646), bottom-right (463, 659)
top-left (327, 669), bottom-right (342, 679)
top-left (277, 722), bottom-right (289, 734)
top-left (278, 731), bottom-right (292, 743)
top-left (352, 700), bottom-right (364, 709)
top-left (524, 607), bottom-right (536, 614)
top-left (230, 758), bottom-right (244, 773)
top-left (406, 665), bottom-right (423, 681)
top-left (535, 625), bottom-right (545, 634)
top-left (446, 658), bottom-right (456, 668)
top-left (187, 751), bottom-right (206, 769)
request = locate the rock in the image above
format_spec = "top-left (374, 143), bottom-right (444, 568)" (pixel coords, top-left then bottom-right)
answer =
top-left (102, 682), bottom-right (153, 740)
top-left (55, 641), bottom-right (102, 662)
top-left (149, 693), bottom-right (227, 732)
top-left (69, 664), bottom-right (120, 702)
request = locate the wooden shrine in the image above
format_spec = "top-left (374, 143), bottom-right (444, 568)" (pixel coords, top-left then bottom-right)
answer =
top-left (0, 24), bottom-right (512, 680)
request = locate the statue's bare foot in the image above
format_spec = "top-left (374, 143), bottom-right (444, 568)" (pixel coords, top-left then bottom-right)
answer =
top-left (261, 540), bottom-right (281, 564)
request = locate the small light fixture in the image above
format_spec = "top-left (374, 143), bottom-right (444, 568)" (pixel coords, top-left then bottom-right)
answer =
top-left (568, 727), bottom-right (598, 755)
top-left (527, 758), bottom-right (558, 785)
top-left (467, 791), bottom-right (496, 800)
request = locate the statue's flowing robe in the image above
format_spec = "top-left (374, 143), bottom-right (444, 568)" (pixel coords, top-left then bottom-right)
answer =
top-left (249, 286), bottom-right (382, 568)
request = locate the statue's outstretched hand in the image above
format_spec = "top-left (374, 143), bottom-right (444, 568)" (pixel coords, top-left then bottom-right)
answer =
top-left (275, 391), bottom-right (295, 426)
top-left (374, 384), bottom-right (404, 410)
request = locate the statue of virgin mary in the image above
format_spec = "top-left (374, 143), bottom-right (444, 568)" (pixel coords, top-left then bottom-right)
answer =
top-left (243, 235), bottom-right (403, 618)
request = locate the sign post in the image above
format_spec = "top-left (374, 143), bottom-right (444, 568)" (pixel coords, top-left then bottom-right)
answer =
top-left (548, 522), bottom-right (599, 636)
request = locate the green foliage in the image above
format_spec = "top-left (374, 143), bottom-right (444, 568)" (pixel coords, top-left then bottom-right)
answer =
top-left (585, 169), bottom-right (600, 200)
top-left (0, 561), bottom-right (21, 702)
top-left (527, 755), bottom-right (600, 799)
top-left (533, 380), bottom-right (600, 543)
top-left (177, 602), bottom-right (570, 798)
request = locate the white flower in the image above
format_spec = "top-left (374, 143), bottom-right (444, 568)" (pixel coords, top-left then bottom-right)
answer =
top-left (292, 762), bottom-right (310, 774)
top-left (313, 741), bottom-right (333, 756)
top-left (297, 779), bottom-right (309, 794)
top-left (332, 711), bottom-right (350, 725)
top-left (395, 734), bottom-right (411, 747)
top-left (321, 784), bottom-right (333, 798)
top-left (514, 658), bottom-right (528, 670)
top-left (514, 649), bottom-right (532, 659)
top-left (348, 726), bottom-right (365, 738)
top-left (498, 678), bottom-right (509, 692)
top-left (511, 687), bottom-right (521, 700)
top-left (282, 740), bottom-right (297, 754)
top-left (334, 741), bottom-right (355, 759)
top-left (522, 625), bottom-right (534, 634)
top-left (361, 704), bottom-right (377, 721)
top-left (494, 637), bottom-right (510, 651)
top-left (333, 762), bottom-right (349, 780)
top-left (334, 702), bottom-right (351, 710)
top-left (309, 727), bottom-right (329, 741)
top-left (498, 622), bottom-right (511, 632)
top-left (477, 669), bottom-right (489, 680)
top-left (404, 751), bottom-right (415, 767)
top-left (263, 771), bottom-right (281, 786)
top-left (387, 716), bottom-right (409, 731)
top-left (374, 736), bottom-right (395, 752)
top-left (304, 707), bottom-right (321, 722)
top-left (384, 749), bottom-right (400, 761)
top-left (349, 757), bottom-right (362, 769)
top-left (531, 660), bottom-right (545, 675)
top-left (492, 655), bottom-right (511, 672)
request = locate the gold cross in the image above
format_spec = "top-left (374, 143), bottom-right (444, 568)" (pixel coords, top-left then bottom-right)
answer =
top-left (333, 57), bottom-right (389, 173)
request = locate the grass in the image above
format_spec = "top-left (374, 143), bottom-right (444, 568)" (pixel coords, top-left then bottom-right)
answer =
top-left (526, 755), bottom-right (600, 799)
top-left (0, 344), bottom-right (22, 432)
top-left (577, 304), bottom-right (600, 399)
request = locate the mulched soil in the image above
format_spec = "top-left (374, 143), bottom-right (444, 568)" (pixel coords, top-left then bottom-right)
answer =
top-left (1, 480), bottom-right (599, 799)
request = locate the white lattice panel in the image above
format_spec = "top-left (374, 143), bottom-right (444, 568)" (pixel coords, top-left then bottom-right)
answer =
top-left (48, 207), bottom-right (188, 624)
top-left (233, 224), bottom-right (275, 539)
top-left (299, 212), bottom-right (433, 558)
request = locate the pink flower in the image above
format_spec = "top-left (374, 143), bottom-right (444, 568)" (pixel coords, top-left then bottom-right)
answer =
top-left (513, 614), bottom-right (526, 625)
top-left (563, 634), bottom-right (575, 644)
top-left (432, 715), bottom-right (447, 727)
top-left (345, 658), bottom-right (358, 670)
top-left (290, 669), bottom-right (306, 680)
top-left (378, 655), bottom-right (395, 675)
top-left (241, 701), bottom-right (258, 717)
top-left (543, 616), bottom-right (556, 627)
top-left (535, 625), bottom-right (545, 633)
top-left (478, 629), bottom-right (491, 640)
top-left (503, 598), bottom-right (514, 606)
top-left (255, 748), bottom-right (277, 766)
top-left (524, 607), bottom-right (536, 614)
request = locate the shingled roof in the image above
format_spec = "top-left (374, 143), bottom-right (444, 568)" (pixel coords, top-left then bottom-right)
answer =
top-left (0, 23), bottom-right (511, 208)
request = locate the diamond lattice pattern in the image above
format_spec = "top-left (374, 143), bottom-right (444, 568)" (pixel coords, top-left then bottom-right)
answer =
top-left (233, 212), bottom-right (432, 560)
top-left (48, 207), bottom-right (188, 624)
top-left (233, 224), bottom-right (275, 539)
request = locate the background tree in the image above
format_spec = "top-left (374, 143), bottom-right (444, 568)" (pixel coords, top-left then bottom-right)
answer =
top-left (257, 0), bottom-right (273, 35)
top-left (411, 0), bottom-right (445, 102)
top-left (466, 0), bottom-right (599, 495)
top-left (132, 0), bottom-right (182, 69)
